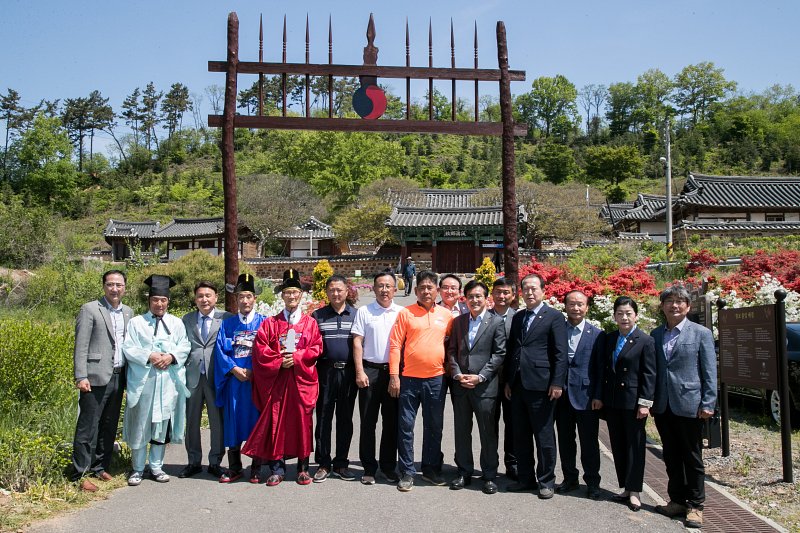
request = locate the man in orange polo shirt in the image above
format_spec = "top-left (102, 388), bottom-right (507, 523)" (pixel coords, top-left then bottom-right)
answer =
top-left (389, 271), bottom-right (454, 492)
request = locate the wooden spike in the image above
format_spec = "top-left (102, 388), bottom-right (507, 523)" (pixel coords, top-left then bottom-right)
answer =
top-left (451, 19), bottom-right (456, 120)
top-left (328, 15), bottom-right (333, 64)
top-left (450, 18), bottom-right (455, 68)
top-left (306, 14), bottom-right (310, 118)
top-left (259, 15), bottom-right (263, 62)
top-left (405, 18), bottom-right (410, 67)
top-left (282, 15), bottom-right (287, 62)
top-left (367, 13), bottom-right (376, 47)
top-left (428, 18), bottom-right (433, 68)
top-left (282, 15), bottom-right (287, 117)
top-left (474, 20), bottom-right (479, 122)
top-left (474, 21), bottom-right (478, 68)
top-left (305, 14), bottom-right (310, 63)
top-left (406, 18), bottom-right (410, 120)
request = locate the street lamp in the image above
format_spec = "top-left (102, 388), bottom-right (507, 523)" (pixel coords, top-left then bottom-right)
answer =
top-left (660, 119), bottom-right (673, 260)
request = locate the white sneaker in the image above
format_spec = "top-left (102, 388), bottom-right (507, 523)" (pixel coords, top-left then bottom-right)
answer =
top-left (127, 471), bottom-right (143, 486)
top-left (150, 470), bottom-right (170, 483)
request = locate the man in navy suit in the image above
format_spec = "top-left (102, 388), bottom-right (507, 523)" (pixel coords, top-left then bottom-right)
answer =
top-left (555, 290), bottom-right (602, 499)
top-left (651, 286), bottom-right (717, 529)
top-left (504, 274), bottom-right (568, 499)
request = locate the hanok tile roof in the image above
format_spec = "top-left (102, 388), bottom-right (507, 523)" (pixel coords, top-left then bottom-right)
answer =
top-left (387, 206), bottom-right (505, 228)
top-left (676, 220), bottom-right (800, 232)
top-left (275, 216), bottom-right (336, 240)
top-left (156, 217), bottom-right (225, 239)
top-left (600, 194), bottom-right (672, 223)
top-left (388, 188), bottom-right (497, 209)
top-left (681, 174), bottom-right (800, 208)
top-left (617, 231), bottom-right (653, 240)
top-left (103, 219), bottom-right (160, 241)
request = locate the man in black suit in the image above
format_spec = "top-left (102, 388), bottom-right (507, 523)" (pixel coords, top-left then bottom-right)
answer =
top-left (555, 290), bottom-right (602, 499)
top-left (488, 277), bottom-right (517, 480)
top-left (504, 274), bottom-right (568, 499)
top-left (179, 281), bottom-right (232, 478)
top-left (447, 280), bottom-right (506, 495)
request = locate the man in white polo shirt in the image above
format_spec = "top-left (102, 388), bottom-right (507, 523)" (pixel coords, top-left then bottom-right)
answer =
top-left (352, 270), bottom-right (403, 485)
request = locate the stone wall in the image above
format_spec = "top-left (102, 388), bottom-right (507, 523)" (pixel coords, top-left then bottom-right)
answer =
top-left (246, 255), bottom-right (403, 280)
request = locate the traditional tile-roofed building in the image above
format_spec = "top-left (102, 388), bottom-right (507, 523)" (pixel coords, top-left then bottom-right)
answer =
top-left (103, 220), bottom-right (160, 261)
top-left (274, 216), bottom-right (340, 257)
top-left (386, 188), bottom-right (526, 273)
top-left (601, 174), bottom-right (800, 242)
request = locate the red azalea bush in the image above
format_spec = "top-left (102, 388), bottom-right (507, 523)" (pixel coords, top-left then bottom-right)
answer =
top-left (599, 258), bottom-right (659, 297)
top-left (719, 249), bottom-right (800, 298)
top-left (686, 249), bottom-right (721, 274)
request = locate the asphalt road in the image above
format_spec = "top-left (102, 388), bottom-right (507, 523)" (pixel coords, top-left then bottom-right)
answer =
top-left (28, 290), bottom-right (684, 533)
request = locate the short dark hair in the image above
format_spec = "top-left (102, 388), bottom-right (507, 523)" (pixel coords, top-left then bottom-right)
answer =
top-left (613, 296), bottom-right (639, 314)
top-left (464, 280), bottom-right (488, 298)
top-left (659, 285), bottom-right (691, 304)
top-left (564, 290), bottom-right (588, 304)
top-left (416, 270), bottom-right (439, 287)
top-left (520, 273), bottom-right (545, 291)
top-left (194, 280), bottom-right (218, 294)
top-left (373, 270), bottom-right (396, 286)
top-left (492, 277), bottom-right (516, 293)
top-left (103, 269), bottom-right (127, 284)
top-left (439, 273), bottom-right (462, 289)
top-left (325, 274), bottom-right (348, 288)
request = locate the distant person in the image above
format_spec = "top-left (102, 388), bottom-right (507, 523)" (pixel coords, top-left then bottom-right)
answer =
top-left (651, 286), bottom-right (717, 529)
top-left (447, 280), bottom-right (506, 495)
top-left (69, 270), bottom-right (133, 492)
top-left (312, 275), bottom-right (358, 482)
top-left (214, 274), bottom-right (266, 483)
top-left (488, 277), bottom-right (518, 481)
top-left (593, 296), bottom-right (656, 512)
top-left (244, 269), bottom-right (323, 486)
top-left (554, 290), bottom-right (602, 499)
top-left (438, 274), bottom-right (468, 317)
top-left (180, 281), bottom-right (231, 480)
top-left (352, 271), bottom-right (403, 484)
top-left (504, 274), bottom-right (567, 500)
top-left (402, 257), bottom-right (416, 297)
top-left (389, 271), bottom-right (454, 492)
top-left (122, 275), bottom-right (191, 486)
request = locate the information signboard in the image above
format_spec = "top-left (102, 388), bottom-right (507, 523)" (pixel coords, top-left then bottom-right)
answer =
top-left (718, 304), bottom-right (778, 389)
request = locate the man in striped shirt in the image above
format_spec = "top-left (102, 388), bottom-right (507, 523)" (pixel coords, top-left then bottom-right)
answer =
top-left (311, 275), bottom-right (358, 482)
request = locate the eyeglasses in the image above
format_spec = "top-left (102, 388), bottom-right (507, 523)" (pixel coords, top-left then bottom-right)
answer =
top-left (104, 283), bottom-right (125, 288)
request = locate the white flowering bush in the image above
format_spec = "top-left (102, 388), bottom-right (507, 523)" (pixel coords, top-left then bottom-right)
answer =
top-left (548, 294), bottom-right (659, 333)
top-left (255, 291), bottom-right (318, 317)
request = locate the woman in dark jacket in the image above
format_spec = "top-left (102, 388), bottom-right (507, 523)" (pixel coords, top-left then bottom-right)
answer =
top-left (591, 296), bottom-right (656, 512)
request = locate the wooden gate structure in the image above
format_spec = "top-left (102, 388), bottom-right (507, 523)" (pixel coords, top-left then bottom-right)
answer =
top-left (209, 12), bottom-right (526, 309)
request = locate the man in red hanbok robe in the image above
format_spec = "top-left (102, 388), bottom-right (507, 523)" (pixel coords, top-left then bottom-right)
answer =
top-left (244, 269), bottom-right (322, 486)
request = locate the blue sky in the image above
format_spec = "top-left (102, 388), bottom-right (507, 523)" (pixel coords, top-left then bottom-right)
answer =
top-left (2, 0), bottom-right (799, 153)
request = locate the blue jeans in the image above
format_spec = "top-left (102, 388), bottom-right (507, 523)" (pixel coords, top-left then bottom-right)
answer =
top-left (397, 375), bottom-right (446, 476)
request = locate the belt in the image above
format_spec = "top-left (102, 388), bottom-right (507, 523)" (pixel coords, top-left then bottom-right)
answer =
top-left (113, 366), bottom-right (124, 374)
top-left (321, 360), bottom-right (349, 369)
top-left (362, 360), bottom-right (389, 371)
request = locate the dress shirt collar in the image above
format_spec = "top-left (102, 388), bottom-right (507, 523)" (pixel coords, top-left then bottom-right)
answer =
top-left (527, 302), bottom-right (545, 316)
top-left (666, 316), bottom-right (688, 335)
top-left (469, 309), bottom-right (487, 323)
top-left (198, 310), bottom-right (214, 321)
top-left (103, 297), bottom-right (123, 312)
top-left (239, 309), bottom-right (256, 324)
top-left (567, 319), bottom-right (585, 334)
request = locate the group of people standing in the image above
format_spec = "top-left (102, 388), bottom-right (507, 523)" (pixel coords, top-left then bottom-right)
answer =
top-left (69, 266), bottom-right (716, 529)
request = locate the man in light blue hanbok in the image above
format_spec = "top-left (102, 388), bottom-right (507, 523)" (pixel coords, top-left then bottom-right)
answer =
top-left (122, 274), bottom-right (191, 486)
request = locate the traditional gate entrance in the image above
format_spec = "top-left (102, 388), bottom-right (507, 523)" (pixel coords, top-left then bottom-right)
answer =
top-left (209, 12), bottom-right (526, 309)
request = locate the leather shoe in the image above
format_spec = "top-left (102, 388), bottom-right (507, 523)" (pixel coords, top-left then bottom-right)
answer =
top-left (207, 465), bottom-right (225, 478)
top-left (97, 471), bottom-right (113, 482)
top-left (179, 464), bottom-right (203, 478)
top-left (538, 487), bottom-right (554, 500)
top-left (482, 480), bottom-right (498, 495)
top-left (381, 470), bottom-right (400, 483)
top-left (587, 485), bottom-right (601, 500)
top-left (79, 479), bottom-right (98, 492)
top-left (506, 482), bottom-right (536, 492)
top-left (555, 479), bottom-right (579, 493)
top-left (449, 475), bottom-right (472, 490)
top-left (219, 469), bottom-right (243, 483)
top-left (505, 464), bottom-right (519, 481)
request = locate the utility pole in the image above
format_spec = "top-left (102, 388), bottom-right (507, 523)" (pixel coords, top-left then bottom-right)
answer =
top-left (663, 119), bottom-right (673, 260)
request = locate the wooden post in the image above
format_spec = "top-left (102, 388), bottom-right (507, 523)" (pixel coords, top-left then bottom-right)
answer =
top-left (222, 12), bottom-right (240, 312)
top-left (717, 298), bottom-right (730, 457)
top-left (496, 21), bottom-right (518, 291)
top-left (775, 289), bottom-right (793, 482)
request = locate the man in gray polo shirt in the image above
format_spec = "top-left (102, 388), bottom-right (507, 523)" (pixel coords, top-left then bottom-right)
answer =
top-left (352, 270), bottom-right (403, 485)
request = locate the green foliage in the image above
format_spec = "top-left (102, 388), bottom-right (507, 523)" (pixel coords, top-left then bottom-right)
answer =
top-left (23, 258), bottom-right (106, 314)
top-left (332, 197), bottom-right (394, 248)
top-left (0, 428), bottom-right (72, 491)
top-left (474, 257), bottom-right (497, 288)
top-left (0, 197), bottom-right (56, 268)
top-left (584, 144), bottom-right (644, 199)
top-left (0, 319), bottom-right (74, 408)
top-left (312, 259), bottom-right (334, 302)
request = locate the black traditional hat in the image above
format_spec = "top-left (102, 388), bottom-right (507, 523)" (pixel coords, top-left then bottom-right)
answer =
top-left (228, 272), bottom-right (261, 295)
top-left (143, 274), bottom-right (176, 298)
top-left (275, 268), bottom-right (303, 293)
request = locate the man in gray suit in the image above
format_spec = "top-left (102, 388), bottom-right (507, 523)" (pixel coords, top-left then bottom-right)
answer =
top-left (651, 285), bottom-right (717, 529)
top-left (179, 281), bottom-right (232, 479)
top-left (447, 280), bottom-right (506, 495)
top-left (69, 270), bottom-right (133, 492)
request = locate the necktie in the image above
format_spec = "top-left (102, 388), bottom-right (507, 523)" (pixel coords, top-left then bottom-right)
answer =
top-left (524, 310), bottom-right (535, 331)
top-left (613, 333), bottom-right (627, 366)
top-left (153, 316), bottom-right (171, 336)
top-left (201, 315), bottom-right (210, 343)
top-left (568, 326), bottom-right (579, 360)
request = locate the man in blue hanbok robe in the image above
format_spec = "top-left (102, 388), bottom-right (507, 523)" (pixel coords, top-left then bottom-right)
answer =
top-left (122, 275), bottom-right (191, 486)
top-left (214, 273), bottom-right (265, 483)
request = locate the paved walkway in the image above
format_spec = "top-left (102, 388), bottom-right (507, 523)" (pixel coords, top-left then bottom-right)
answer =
top-left (26, 288), bottom-right (782, 532)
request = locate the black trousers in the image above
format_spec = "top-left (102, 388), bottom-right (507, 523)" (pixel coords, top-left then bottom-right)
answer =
top-left (314, 361), bottom-right (357, 469)
top-left (654, 406), bottom-right (706, 509)
top-left (403, 276), bottom-right (413, 295)
top-left (452, 390), bottom-right (499, 479)
top-left (605, 408), bottom-right (647, 492)
top-left (358, 362), bottom-right (398, 476)
top-left (494, 378), bottom-right (516, 468)
top-left (69, 371), bottom-right (125, 481)
top-left (511, 382), bottom-right (557, 489)
top-left (555, 391), bottom-right (601, 487)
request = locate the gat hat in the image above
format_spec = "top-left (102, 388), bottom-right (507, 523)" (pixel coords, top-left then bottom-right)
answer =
top-left (143, 274), bottom-right (176, 298)
top-left (275, 268), bottom-right (303, 293)
top-left (407, 256), bottom-right (413, 260)
top-left (227, 272), bottom-right (261, 295)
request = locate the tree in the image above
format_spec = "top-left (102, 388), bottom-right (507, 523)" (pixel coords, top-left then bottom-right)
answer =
top-left (584, 144), bottom-right (643, 192)
top-left (578, 84), bottom-right (607, 135)
top-left (86, 90), bottom-right (113, 161)
top-left (1, 89), bottom-right (23, 180)
top-left (205, 84), bottom-right (224, 115)
top-left (516, 75), bottom-right (578, 140)
top-left (140, 82), bottom-right (163, 150)
top-left (0, 197), bottom-right (55, 268)
top-left (237, 173), bottom-right (326, 257)
top-left (534, 142), bottom-right (578, 184)
top-left (673, 62), bottom-right (737, 126)
top-left (605, 82), bottom-right (639, 136)
top-left (121, 88), bottom-right (143, 146)
top-left (634, 68), bottom-right (674, 127)
top-left (332, 197), bottom-right (394, 249)
top-left (161, 83), bottom-right (191, 138)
